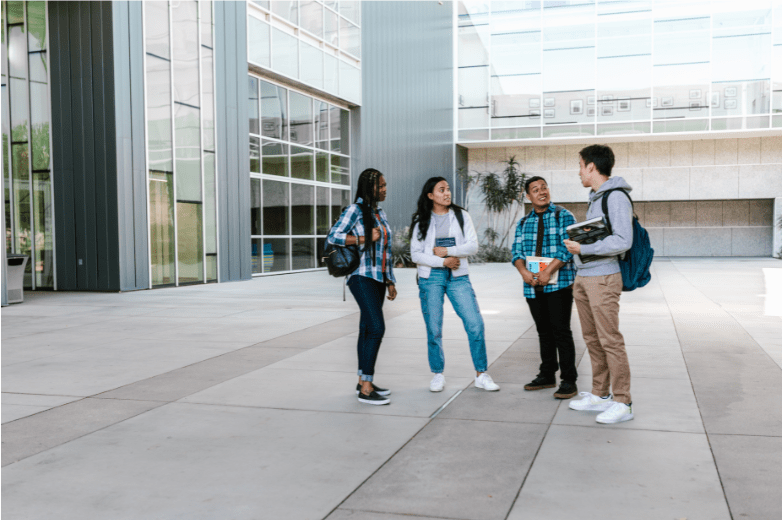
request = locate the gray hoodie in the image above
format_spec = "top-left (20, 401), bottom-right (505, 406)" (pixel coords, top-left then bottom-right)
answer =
top-left (575, 176), bottom-right (634, 277)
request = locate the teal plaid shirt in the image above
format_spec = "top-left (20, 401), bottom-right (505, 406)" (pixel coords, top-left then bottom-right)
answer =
top-left (510, 203), bottom-right (576, 298)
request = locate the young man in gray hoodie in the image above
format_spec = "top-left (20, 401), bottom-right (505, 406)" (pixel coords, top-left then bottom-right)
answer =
top-left (564, 144), bottom-right (634, 424)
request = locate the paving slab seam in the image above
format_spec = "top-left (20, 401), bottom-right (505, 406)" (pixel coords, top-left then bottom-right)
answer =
top-left (658, 262), bottom-right (738, 520)
top-left (334, 508), bottom-right (474, 520)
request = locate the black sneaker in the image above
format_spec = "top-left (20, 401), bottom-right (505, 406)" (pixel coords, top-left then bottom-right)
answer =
top-left (357, 390), bottom-right (390, 405)
top-left (356, 383), bottom-right (391, 396)
top-left (553, 381), bottom-right (578, 399)
top-left (524, 375), bottom-right (556, 391)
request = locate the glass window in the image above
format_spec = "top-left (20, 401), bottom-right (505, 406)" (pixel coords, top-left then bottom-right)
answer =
top-left (261, 81), bottom-right (287, 140)
top-left (149, 171), bottom-right (176, 286)
top-left (272, 1), bottom-right (298, 25)
top-left (272, 28), bottom-right (299, 79)
top-left (263, 179), bottom-right (290, 235)
top-left (249, 16), bottom-right (271, 68)
top-left (324, 53), bottom-right (339, 94)
top-left (315, 151), bottom-right (329, 182)
top-left (177, 202), bottom-right (204, 284)
top-left (262, 140), bottom-right (288, 176)
top-left (338, 60), bottom-right (360, 104)
top-left (172, 0), bottom-right (200, 107)
top-left (331, 188), bottom-right (351, 223)
top-left (329, 105), bottom-right (349, 153)
top-left (289, 92), bottom-right (313, 146)
top-left (147, 55), bottom-right (173, 172)
top-left (29, 53), bottom-right (50, 171)
top-left (330, 155), bottom-right (349, 186)
top-left (300, 1), bottom-right (323, 38)
top-left (174, 103), bottom-right (202, 202)
top-left (340, 1), bottom-right (361, 24)
top-left (203, 151), bottom-right (217, 256)
top-left (301, 42), bottom-right (324, 91)
top-left (252, 1), bottom-right (270, 10)
top-left (316, 187), bottom-right (329, 234)
top-left (325, 9), bottom-right (339, 47)
top-left (316, 101), bottom-right (329, 149)
top-left (201, 1), bottom-right (213, 48)
top-left (252, 237), bottom-right (263, 274)
top-left (145, 1), bottom-right (170, 59)
top-left (291, 183), bottom-right (314, 235)
top-left (32, 170), bottom-right (53, 288)
top-left (249, 76), bottom-right (260, 134)
top-left (201, 46), bottom-right (215, 151)
top-left (7, 1), bottom-right (24, 24)
top-left (316, 237), bottom-right (327, 267)
top-left (292, 238), bottom-right (315, 270)
top-left (291, 146), bottom-right (313, 180)
top-left (27, 1), bottom-right (46, 52)
top-left (250, 136), bottom-right (261, 172)
top-left (251, 178), bottom-right (262, 235)
top-left (340, 17), bottom-right (360, 58)
top-left (264, 238), bottom-right (290, 272)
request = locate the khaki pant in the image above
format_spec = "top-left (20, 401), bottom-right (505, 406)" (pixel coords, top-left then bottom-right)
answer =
top-left (573, 273), bottom-right (631, 404)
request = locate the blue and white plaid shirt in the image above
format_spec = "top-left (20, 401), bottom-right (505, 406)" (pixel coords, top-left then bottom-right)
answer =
top-left (510, 203), bottom-right (577, 298)
top-left (327, 198), bottom-right (396, 285)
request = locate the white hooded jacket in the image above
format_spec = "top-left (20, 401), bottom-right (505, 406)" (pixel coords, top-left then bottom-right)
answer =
top-left (410, 208), bottom-right (479, 279)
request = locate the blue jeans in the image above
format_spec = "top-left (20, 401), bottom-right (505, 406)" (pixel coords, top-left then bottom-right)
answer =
top-left (347, 275), bottom-right (386, 382)
top-left (419, 269), bottom-right (488, 373)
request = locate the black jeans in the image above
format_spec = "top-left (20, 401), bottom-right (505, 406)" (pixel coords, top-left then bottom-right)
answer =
top-left (525, 286), bottom-right (578, 383)
top-left (347, 275), bottom-right (386, 382)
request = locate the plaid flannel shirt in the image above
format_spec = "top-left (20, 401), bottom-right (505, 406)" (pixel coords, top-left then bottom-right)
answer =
top-left (510, 203), bottom-right (577, 298)
top-left (326, 199), bottom-right (396, 285)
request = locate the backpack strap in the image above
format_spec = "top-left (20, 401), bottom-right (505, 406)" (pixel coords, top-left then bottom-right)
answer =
top-left (553, 205), bottom-right (563, 227)
top-left (454, 207), bottom-right (465, 234)
top-left (600, 189), bottom-right (632, 234)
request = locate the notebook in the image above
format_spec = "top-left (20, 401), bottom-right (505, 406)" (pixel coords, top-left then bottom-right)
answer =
top-left (526, 256), bottom-right (559, 285)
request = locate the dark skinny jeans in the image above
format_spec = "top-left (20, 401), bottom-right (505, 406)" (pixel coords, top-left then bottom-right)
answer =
top-left (525, 285), bottom-right (578, 383)
top-left (347, 275), bottom-right (386, 382)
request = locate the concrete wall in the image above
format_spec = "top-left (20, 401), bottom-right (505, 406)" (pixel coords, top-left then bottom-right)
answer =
top-left (358, 1), bottom-right (455, 231)
top-left (466, 136), bottom-right (782, 256)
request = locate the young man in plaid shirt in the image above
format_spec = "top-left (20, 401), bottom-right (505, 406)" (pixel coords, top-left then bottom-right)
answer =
top-left (511, 176), bottom-right (579, 399)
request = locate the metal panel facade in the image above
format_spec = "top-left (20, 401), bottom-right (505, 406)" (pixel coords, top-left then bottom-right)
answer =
top-left (215, 1), bottom-right (251, 282)
top-left (358, 1), bottom-right (455, 230)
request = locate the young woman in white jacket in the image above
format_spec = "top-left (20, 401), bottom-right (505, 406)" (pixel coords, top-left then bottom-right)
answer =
top-left (409, 177), bottom-right (500, 393)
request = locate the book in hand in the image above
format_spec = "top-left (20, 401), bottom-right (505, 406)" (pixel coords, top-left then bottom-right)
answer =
top-left (566, 216), bottom-right (610, 264)
top-left (435, 237), bottom-right (456, 248)
top-left (526, 256), bottom-right (559, 285)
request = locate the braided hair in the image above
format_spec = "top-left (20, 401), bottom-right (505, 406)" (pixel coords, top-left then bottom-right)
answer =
top-left (409, 176), bottom-right (465, 241)
top-left (354, 168), bottom-right (384, 264)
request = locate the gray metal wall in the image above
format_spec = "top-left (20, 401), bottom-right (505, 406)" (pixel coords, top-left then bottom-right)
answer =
top-left (48, 1), bottom-right (148, 291)
top-left (215, 1), bottom-right (251, 283)
top-left (358, 1), bottom-right (455, 230)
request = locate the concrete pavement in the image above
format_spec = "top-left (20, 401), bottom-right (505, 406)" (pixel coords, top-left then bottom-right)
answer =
top-left (2, 259), bottom-right (781, 519)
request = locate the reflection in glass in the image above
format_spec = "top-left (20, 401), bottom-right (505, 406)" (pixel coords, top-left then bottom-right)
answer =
top-left (12, 144), bottom-right (30, 266)
top-left (340, 17), bottom-right (360, 58)
top-left (10, 26), bottom-right (29, 142)
top-left (291, 146), bottom-right (313, 180)
top-left (201, 0), bottom-right (213, 48)
top-left (272, 1), bottom-right (298, 25)
top-left (300, 1), bottom-right (323, 38)
top-left (272, 28), bottom-right (299, 79)
top-left (331, 155), bottom-right (350, 186)
top-left (324, 54), bottom-right (338, 94)
top-left (251, 178), bottom-right (262, 235)
top-left (27, 1), bottom-right (46, 52)
top-left (264, 238), bottom-right (290, 272)
top-left (340, 1), bottom-right (361, 24)
top-left (459, 66), bottom-right (489, 108)
top-left (317, 237), bottom-right (327, 267)
top-left (316, 101), bottom-right (329, 149)
top-left (316, 187), bottom-right (329, 234)
top-left (251, 238), bottom-right (263, 274)
top-left (325, 9), bottom-right (339, 47)
top-left (292, 238), bottom-right (315, 270)
top-left (250, 136), bottom-right (261, 172)
top-left (145, 1), bottom-right (170, 59)
top-left (249, 16), bottom-right (270, 68)
top-left (263, 179), bottom-right (289, 235)
top-left (7, 1), bottom-right (24, 24)
top-left (146, 55), bottom-right (173, 172)
top-left (261, 81), bottom-right (287, 140)
top-left (172, 0), bottom-right (200, 107)
top-left (201, 46), bottom-right (215, 151)
top-left (33, 170), bottom-right (53, 288)
top-left (150, 171), bottom-right (176, 286)
top-left (291, 183), bottom-right (314, 235)
top-left (29, 75), bottom-right (50, 171)
top-left (249, 76), bottom-right (260, 134)
top-left (338, 60), bottom-right (361, 104)
top-left (331, 188), bottom-right (351, 223)
top-left (289, 92), bottom-right (313, 146)
top-left (300, 42), bottom-right (324, 91)
top-left (330, 105), bottom-right (342, 152)
top-left (203, 151), bottom-right (217, 256)
top-left (206, 254), bottom-right (217, 282)
top-left (177, 202), bottom-right (204, 284)
top-left (316, 151), bottom-right (329, 182)
top-left (262, 140), bottom-right (288, 176)
top-left (174, 103), bottom-right (202, 201)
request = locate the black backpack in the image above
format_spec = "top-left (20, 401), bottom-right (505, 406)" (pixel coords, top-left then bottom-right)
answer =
top-left (519, 205), bottom-right (564, 229)
top-left (600, 189), bottom-right (654, 291)
top-left (322, 205), bottom-right (361, 278)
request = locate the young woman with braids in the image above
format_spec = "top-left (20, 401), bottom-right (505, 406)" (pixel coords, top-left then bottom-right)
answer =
top-left (409, 177), bottom-right (500, 393)
top-left (327, 168), bottom-right (397, 405)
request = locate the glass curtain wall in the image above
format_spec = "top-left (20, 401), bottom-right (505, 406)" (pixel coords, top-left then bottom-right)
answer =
top-left (250, 75), bottom-right (350, 274)
top-left (1, 0), bottom-right (54, 289)
top-left (144, 0), bottom-right (217, 287)
top-left (247, 1), bottom-right (361, 104)
top-left (458, 0), bottom-right (781, 141)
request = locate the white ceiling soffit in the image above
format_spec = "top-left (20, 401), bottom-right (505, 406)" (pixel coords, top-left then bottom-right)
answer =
top-left (458, 128), bottom-right (782, 148)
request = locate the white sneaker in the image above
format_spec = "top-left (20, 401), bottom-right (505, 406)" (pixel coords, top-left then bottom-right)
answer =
top-left (475, 373), bottom-right (500, 391)
top-left (568, 392), bottom-right (614, 412)
top-left (596, 402), bottom-right (634, 424)
top-left (430, 373), bottom-right (445, 392)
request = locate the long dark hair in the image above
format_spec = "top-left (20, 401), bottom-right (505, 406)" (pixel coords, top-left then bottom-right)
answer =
top-left (409, 176), bottom-right (465, 241)
top-left (354, 168), bottom-right (383, 263)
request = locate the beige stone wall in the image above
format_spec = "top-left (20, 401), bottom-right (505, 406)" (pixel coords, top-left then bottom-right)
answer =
top-left (464, 136), bottom-right (782, 256)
